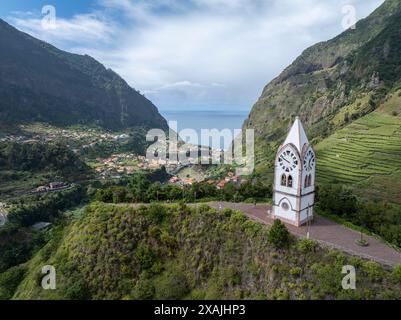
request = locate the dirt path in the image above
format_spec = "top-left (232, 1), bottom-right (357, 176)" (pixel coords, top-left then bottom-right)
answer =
top-left (205, 202), bottom-right (401, 268)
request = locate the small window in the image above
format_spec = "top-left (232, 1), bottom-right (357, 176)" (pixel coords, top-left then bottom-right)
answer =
top-left (308, 174), bottom-right (312, 187)
top-left (287, 175), bottom-right (293, 188)
top-left (281, 202), bottom-right (290, 211)
top-left (281, 174), bottom-right (287, 186)
top-left (304, 176), bottom-right (308, 188)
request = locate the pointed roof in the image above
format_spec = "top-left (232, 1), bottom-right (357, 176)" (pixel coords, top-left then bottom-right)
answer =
top-left (283, 117), bottom-right (309, 153)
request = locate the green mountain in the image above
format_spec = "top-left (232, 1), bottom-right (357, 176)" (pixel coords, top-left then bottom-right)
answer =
top-left (0, 19), bottom-right (168, 132)
top-left (8, 203), bottom-right (401, 300)
top-left (245, 0), bottom-right (401, 203)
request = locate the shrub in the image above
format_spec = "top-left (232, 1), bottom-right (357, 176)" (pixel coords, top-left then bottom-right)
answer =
top-left (135, 243), bottom-right (156, 270)
top-left (64, 275), bottom-right (90, 300)
top-left (356, 239), bottom-right (369, 247)
top-left (268, 220), bottom-right (291, 248)
top-left (363, 261), bottom-right (382, 281)
top-left (297, 238), bottom-right (318, 253)
top-left (147, 204), bottom-right (166, 223)
top-left (317, 184), bottom-right (358, 216)
top-left (221, 208), bottom-right (234, 218)
top-left (243, 220), bottom-right (262, 237)
top-left (154, 268), bottom-right (189, 300)
top-left (272, 288), bottom-right (289, 300)
top-left (160, 232), bottom-right (177, 249)
top-left (289, 267), bottom-right (302, 277)
top-left (112, 187), bottom-right (127, 203)
top-left (392, 265), bottom-right (401, 282)
top-left (0, 265), bottom-right (26, 300)
top-left (131, 273), bottom-right (155, 300)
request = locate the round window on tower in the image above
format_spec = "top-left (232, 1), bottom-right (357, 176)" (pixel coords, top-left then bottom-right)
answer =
top-left (281, 202), bottom-right (290, 211)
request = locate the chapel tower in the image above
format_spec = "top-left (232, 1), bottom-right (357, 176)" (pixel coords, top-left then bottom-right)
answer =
top-left (272, 117), bottom-right (316, 227)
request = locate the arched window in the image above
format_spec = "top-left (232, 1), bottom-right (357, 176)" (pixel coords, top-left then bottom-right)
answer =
top-left (304, 175), bottom-right (308, 188)
top-left (308, 174), bottom-right (312, 187)
top-left (287, 175), bottom-right (293, 188)
top-left (281, 174), bottom-right (287, 186)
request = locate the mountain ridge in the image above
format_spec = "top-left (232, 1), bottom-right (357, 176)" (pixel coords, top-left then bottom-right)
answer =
top-left (0, 18), bottom-right (168, 132)
top-left (243, 0), bottom-right (401, 204)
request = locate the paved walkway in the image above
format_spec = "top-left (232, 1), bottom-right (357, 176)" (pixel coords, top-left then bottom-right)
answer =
top-left (205, 202), bottom-right (401, 268)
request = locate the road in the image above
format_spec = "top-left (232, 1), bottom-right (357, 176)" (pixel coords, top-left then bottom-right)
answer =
top-left (205, 202), bottom-right (401, 268)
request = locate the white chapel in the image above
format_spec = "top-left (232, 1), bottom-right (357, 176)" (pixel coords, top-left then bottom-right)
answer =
top-left (272, 117), bottom-right (316, 227)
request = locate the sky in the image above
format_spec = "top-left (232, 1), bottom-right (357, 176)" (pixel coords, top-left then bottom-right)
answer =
top-left (1, 0), bottom-right (385, 113)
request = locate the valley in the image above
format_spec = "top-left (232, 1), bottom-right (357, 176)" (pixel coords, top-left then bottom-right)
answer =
top-left (1, 0), bottom-right (401, 302)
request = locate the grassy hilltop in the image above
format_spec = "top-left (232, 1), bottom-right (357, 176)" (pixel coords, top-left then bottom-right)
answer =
top-left (6, 203), bottom-right (401, 300)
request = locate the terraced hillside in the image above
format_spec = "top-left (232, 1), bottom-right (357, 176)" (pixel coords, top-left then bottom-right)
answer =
top-left (316, 109), bottom-right (401, 203)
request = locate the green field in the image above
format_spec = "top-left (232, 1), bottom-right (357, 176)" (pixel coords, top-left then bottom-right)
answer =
top-left (316, 111), bottom-right (401, 203)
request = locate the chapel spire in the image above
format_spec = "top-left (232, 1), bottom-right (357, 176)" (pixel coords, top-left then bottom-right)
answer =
top-left (282, 116), bottom-right (309, 152)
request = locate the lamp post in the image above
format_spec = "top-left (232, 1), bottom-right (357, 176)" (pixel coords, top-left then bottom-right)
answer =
top-left (306, 203), bottom-right (311, 239)
top-left (194, 191), bottom-right (197, 213)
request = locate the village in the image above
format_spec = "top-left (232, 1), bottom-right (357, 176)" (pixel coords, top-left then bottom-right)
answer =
top-left (90, 151), bottom-right (246, 190)
top-left (169, 170), bottom-right (249, 188)
top-left (0, 123), bottom-right (131, 152)
top-left (0, 123), bottom-right (248, 205)
top-left (91, 153), bottom-right (182, 179)
top-left (35, 182), bottom-right (71, 194)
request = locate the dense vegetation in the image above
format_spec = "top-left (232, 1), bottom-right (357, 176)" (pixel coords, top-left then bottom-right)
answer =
top-left (317, 184), bottom-right (401, 248)
top-left (0, 185), bottom-right (85, 274)
top-left (0, 141), bottom-right (91, 202)
top-left (0, 142), bottom-right (89, 177)
top-left (9, 203), bottom-right (401, 300)
top-left (79, 127), bottom-right (154, 158)
top-left (7, 185), bottom-right (85, 228)
top-left (0, 141), bottom-right (88, 277)
top-left (95, 173), bottom-right (272, 204)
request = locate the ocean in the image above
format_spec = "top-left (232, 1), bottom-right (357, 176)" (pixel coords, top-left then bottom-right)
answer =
top-left (161, 109), bottom-right (249, 149)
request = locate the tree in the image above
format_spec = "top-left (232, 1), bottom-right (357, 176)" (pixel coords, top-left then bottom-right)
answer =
top-left (222, 183), bottom-right (236, 201)
top-left (268, 220), bottom-right (291, 248)
top-left (131, 273), bottom-right (155, 300)
top-left (146, 182), bottom-right (163, 202)
top-left (154, 268), bottom-right (189, 300)
top-left (112, 186), bottom-right (127, 203)
top-left (128, 174), bottom-right (151, 202)
top-left (344, 112), bottom-right (350, 123)
top-left (317, 184), bottom-right (357, 216)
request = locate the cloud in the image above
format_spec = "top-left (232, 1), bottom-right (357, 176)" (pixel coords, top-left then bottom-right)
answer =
top-left (6, 0), bottom-right (385, 111)
top-left (7, 10), bottom-right (117, 48)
